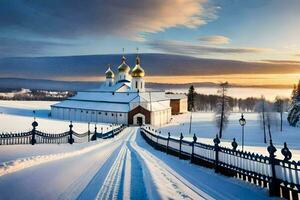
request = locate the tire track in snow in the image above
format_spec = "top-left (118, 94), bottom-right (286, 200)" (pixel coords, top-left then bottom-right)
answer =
top-left (94, 130), bottom-right (134, 200)
top-left (0, 129), bottom-right (128, 177)
top-left (68, 142), bottom-right (123, 200)
top-left (131, 127), bottom-right (214, 200)
top-left (95, 145), bottom-right (127, 200)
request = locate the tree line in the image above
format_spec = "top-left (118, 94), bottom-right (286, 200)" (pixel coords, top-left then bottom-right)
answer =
top-left (187, 83), bottom-right (290, 140)
top-left (187, 85), bottom-right (289, 113)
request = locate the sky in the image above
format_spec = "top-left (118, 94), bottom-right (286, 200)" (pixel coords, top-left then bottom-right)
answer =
top-left (0, 0), bottom-right (300, 86)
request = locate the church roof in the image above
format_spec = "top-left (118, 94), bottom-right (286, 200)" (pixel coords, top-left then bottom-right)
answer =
top-left (118, 56), bottom-right (130, 73)
top-left (105, 67), bottom-right (114, 79)
top-left (131, 56), bottom-right (145, 78)
top-left (52, 91), bottom-right (171, 112)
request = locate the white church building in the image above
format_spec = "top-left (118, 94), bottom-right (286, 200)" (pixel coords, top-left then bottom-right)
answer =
top-left (51, 55), bottom-right (187, 126)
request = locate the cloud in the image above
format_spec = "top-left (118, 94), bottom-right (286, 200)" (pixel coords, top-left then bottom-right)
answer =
top-left (198, 35), bottom-right (230, 44)
top-left (0, 37), bottom-right (74, 57)
top-left (146, 39), bottom-right (270, 55)
top-left (0, 0), bottom-right (216, 56)
top-left (1, 54), bottom-right (300, 81)
top-left (262, 60), bottom-right (300, 65)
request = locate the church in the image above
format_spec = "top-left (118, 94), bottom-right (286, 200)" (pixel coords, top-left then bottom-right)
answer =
top-left (51, 55), bottom-right (187, 126)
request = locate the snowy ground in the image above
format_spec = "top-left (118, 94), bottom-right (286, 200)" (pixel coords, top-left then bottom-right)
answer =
top-left (0, 100), bottom-right (113, 133)
top-left (0, 127), bottom-right (275, 200)
top-left (0, 101), bottom-right (293, 199)
top-left (156, 112), bottom-right (300, 161)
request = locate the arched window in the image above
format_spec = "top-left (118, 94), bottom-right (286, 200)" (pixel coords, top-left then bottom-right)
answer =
top-left (136, 81), bottom-right (138, 89)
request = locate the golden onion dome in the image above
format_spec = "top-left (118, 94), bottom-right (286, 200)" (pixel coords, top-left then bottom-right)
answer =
top-left (105, 67), bottom-right (114, 79)
top-left (118, 56), bottom-right (130, 73)
top-left (131, 56), bottom-right (145, 78)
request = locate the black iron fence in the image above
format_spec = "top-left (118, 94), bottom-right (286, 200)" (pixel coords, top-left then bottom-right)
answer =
top-left (141, 126), bottom-right (300, 200)
top-left (0, 121), bottom-right (125, 145)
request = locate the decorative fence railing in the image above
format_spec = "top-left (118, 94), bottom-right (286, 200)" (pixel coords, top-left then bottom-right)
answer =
top-left (141, 126), bottom-right (300, 200)
top-left (0, 120), bottom-right (125, 145)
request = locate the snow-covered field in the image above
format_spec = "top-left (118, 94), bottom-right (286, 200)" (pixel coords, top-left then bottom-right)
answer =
top-left (0, 100), bottom-right (281, 199)
top-left (0, 127), bottom-right (274, 200)
top-left (0, 100), bottom-right (113, 133)
top-left (156, 112), bottom-right (300, 161)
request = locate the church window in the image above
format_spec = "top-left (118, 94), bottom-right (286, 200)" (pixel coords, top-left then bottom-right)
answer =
top-left (98, 112), bottom-right (101, 114)
top-left (136, 81), bottom-right (138, 88)
top-left (112, 113), bottom-right (114, 116)
top-left (105, 113), bottom-right (107, 115)
top-left (141, 82), bottom-right (142, 89)
top-left (86, 111), bottom-right (88, 114)
top-left (81, 110), bottom-right (83, 113)
top-left (120, 114), bottom-right (122, 116)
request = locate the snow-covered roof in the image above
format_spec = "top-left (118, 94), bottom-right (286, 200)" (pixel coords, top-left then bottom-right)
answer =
top-left (165, 94), bottom-right (187, 100)
top-left (53, 90), bottom-right (172, 113)
top-left (69, 91), bottom-right (138, 103)
top-left (88, 82), bottom-right (131, 92)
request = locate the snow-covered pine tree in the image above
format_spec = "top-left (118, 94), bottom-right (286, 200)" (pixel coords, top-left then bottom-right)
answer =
top-left (187, 85), bottom-right (196, 134)
top-left (187, 85), bottom-right (196, 111)
top-left (215, 82), bottom-right (230, 138)
top-left (274, 96), bottom-right (285, 132)
top-left (287, 80), bottom-right (300, 126)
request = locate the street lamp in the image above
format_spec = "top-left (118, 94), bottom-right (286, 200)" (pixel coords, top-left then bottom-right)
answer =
top-left (239, 113), bottom-right (246, 151)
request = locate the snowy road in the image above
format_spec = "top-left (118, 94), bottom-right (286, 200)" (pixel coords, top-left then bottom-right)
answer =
top-left (0, 127), bottom-right (273, 200)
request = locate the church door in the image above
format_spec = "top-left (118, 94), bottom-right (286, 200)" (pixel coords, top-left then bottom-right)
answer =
top-left (137, 117), bottom-right (143, 126)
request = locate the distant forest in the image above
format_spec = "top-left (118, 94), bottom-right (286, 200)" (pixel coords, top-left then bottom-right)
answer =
top-left (180, 88), bottom-right (290, 112)
top-left (0, 89), bottom-right (75, 101)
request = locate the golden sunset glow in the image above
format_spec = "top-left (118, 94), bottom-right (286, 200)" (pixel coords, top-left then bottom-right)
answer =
top-left (57, 73), bottom-right (300, 88)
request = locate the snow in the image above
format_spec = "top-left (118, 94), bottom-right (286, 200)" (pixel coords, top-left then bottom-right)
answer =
top-left (154, 112), bottom-right (300, 159)
top-left (0, 100), bottom-right (113, 133)
top-left (0, 100), bottom-right (291, 199)
top-left (0, 126), bottom-right (276, 199)
top-left (0, 139), bottom-right (119, 177)
top-left (53, 90), bottom-right (171, 112)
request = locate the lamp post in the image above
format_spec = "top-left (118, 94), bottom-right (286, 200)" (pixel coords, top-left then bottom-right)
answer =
top-left (239, 113), bottom-right (246, 151)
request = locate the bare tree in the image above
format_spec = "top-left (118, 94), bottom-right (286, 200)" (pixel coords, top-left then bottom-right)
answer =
top-left (255, 95), bottom-right (267, 143)
top-left (265, 108), bottom-right (277, 143)
top-left (215, 82), bottom-right (230, 138)
top-left (274, 96), bottom-right (288, 132)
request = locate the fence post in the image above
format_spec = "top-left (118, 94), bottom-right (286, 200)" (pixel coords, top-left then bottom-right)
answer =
top-left (231, 138), bottom-right (238, 150)
top-left (213, 134), bottom-right (220, 173)
top-left (68, 121), bottom-right (74, 144)
top-left (166, 132), bottom-right (170, 154)
top-left (179, 133), bottom-right (183, 159)
top-left (87, 122), bottom-right (90, 142)
top-left (156, 131), bottom-right (160, 149)
top-left (268, 139), bottom-right (280, 197)
top-left (91, 125), bottom-right (97, 141)
top-left (191, 134), bottom-right (197, 163)
top-left (31, 121), bottom-right (38, 145)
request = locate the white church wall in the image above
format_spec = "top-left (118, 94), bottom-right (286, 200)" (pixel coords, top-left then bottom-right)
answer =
top-left (52, 107), bottom-right (128, 125)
